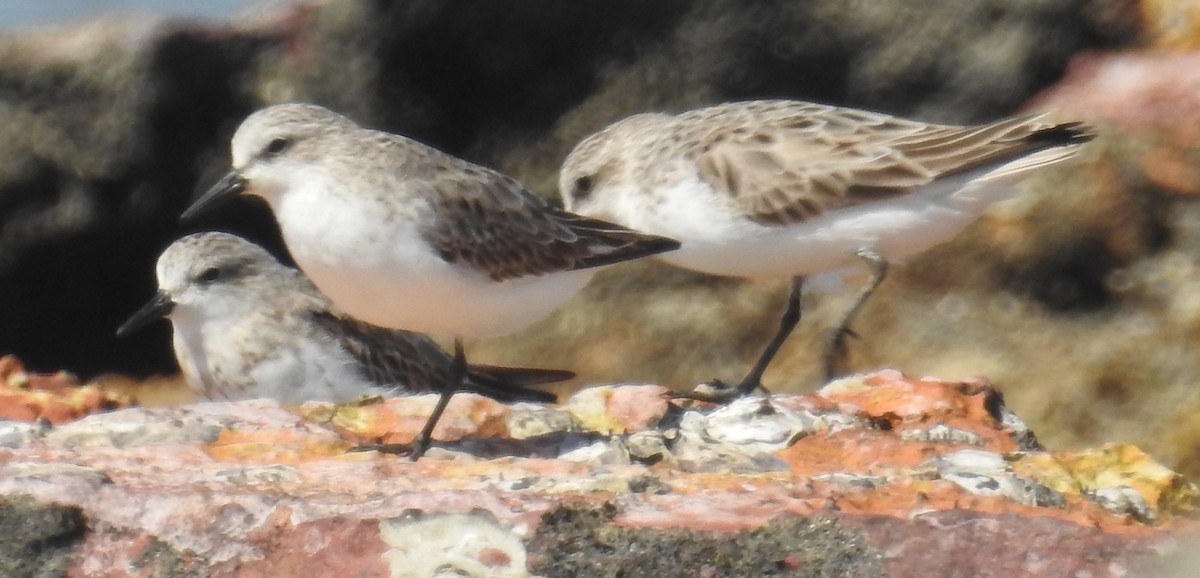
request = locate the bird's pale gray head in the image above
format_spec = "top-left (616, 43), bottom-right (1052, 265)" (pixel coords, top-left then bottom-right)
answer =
top-left (181, 104), bottom-right (362, 220)
top-left (155, 232), bottom-right (313, 320)
top-left (228, 103), bottom-right (360, 199)
top-left (559, 113), bottom-right (672, 217)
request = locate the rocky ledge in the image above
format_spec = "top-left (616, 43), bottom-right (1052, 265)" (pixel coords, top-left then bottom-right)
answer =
top-left (0, 359), bottom-right (1196, 577)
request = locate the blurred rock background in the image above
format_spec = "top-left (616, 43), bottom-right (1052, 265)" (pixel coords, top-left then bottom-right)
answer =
top-left (2, 0), bottom-right (1200, 476)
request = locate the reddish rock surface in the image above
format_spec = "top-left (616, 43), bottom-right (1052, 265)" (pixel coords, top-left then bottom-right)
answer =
top-left (0, 0), bottom-right (1198, 506)
top-left (0, 366), bottom-right (1194, 577)
top-left (1030, 50), bottom-right (1200, 197)
top-left (0, 355), bottom-right (129, 424)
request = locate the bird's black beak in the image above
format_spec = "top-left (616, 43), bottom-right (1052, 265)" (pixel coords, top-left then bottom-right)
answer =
top-left (181, 170), bottom-right (246, 221)
top-left (116, 291), bottom-right (175, 337)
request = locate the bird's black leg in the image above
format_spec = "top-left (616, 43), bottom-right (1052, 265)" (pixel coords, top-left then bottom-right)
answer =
top-left (676, 276), bottom-right (804, 403)
top-left (822, 248), bottom-right (888, 381)
top-left (408, 337), bottom-right (467, 461)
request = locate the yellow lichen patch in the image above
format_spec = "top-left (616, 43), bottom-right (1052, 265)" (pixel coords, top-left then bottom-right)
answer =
top-left (1034, 443), bottom-right (1199, 520)
top-left (564, 385), bottom-right (669, 435)
top-left (1011, 452), bottom-right (1084, 495)
top-left (563, 387), bottom-right (626, 434)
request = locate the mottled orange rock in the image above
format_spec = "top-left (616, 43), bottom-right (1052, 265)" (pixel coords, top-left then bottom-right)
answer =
top-left (297, 393), bottom-right (525, 446)
top-left (1140, 145), bottom-right (1200, 196)
top-left (564, 384), bottom-right (671, 434)
top-left (0, 355), bottom-right (129, 424)
top-left (820, 371), bottom-right (1023, 452)
top-left (0, 369), bottom-right (1194, 577)
top-left (203, 428), bottom-right (353, 463)
top-left (1030, 50), bottom-right (1200, 198)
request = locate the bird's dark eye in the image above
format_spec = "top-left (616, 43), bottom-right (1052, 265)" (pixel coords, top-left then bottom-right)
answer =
top-left (197, 267), bottom-right (221, 283)
top-left (266, 137), bottom-right (290, 155)
top-left (573, 176), bottom-right (594, 201)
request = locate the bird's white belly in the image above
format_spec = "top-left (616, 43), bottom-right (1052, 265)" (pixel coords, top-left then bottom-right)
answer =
top-left (284, 217), bottom-right (592, 337)
top-left (303, 257), bottom-right (594, 337)
top-left (645, 179), bottom-right (1012, 279)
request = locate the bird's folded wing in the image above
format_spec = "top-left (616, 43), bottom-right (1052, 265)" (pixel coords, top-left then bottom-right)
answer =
top-left (685, 102), bottom-right (1092, 226)
top-left (421, 163), bottom-right (679, 281)
top-left (309, 310), bottom-right (563, 403)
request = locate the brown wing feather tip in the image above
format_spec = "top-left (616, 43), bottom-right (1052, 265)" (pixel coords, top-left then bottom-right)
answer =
top-left (570, 233), bottom-right (681, 272)
top-left (553, 211), bottom-right (681, 271)
top-left (312, 310), bottom-right (560, 403)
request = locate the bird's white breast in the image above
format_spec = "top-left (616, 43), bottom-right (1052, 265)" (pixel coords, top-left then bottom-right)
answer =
top-left (170, 315), bottom-right (218, 397)
top-left (171, 307), bottom-right (387, 404)
top-left (269, 178), bottom-right (593, 337)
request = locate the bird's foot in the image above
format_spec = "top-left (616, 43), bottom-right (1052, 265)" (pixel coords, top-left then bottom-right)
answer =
top-left (671, 377), bottom-right (770, 404)
top-left (348, 442), bottom-right (414, 455)
top-left (347, 438), bottom-right (436, 461)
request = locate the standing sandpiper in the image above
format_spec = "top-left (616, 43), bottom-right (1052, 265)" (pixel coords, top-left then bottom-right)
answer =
top-left (182, 104), bottom-right (679, 454)
top-left (559, 99), bottom-right (1092, 401)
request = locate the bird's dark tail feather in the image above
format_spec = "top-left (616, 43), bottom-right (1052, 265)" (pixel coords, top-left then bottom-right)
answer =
top-left (464, 364), bottom-right (571, 403)
top-left (1027, 121), bottom-right (1095, 147)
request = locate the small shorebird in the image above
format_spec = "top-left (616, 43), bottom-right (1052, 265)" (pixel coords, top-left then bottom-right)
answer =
top-left (118, 232), bottom-right (571, 459)
top-left (559, 99), bottom-right (1092, 401)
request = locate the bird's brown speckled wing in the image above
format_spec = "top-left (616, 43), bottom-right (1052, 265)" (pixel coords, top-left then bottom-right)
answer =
top-left (684, 101), bottom-right (1092, 226)
top-left (420, 158), bottom-right (680, 281)
top-left (309, 311), bottom-right (563, 403)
